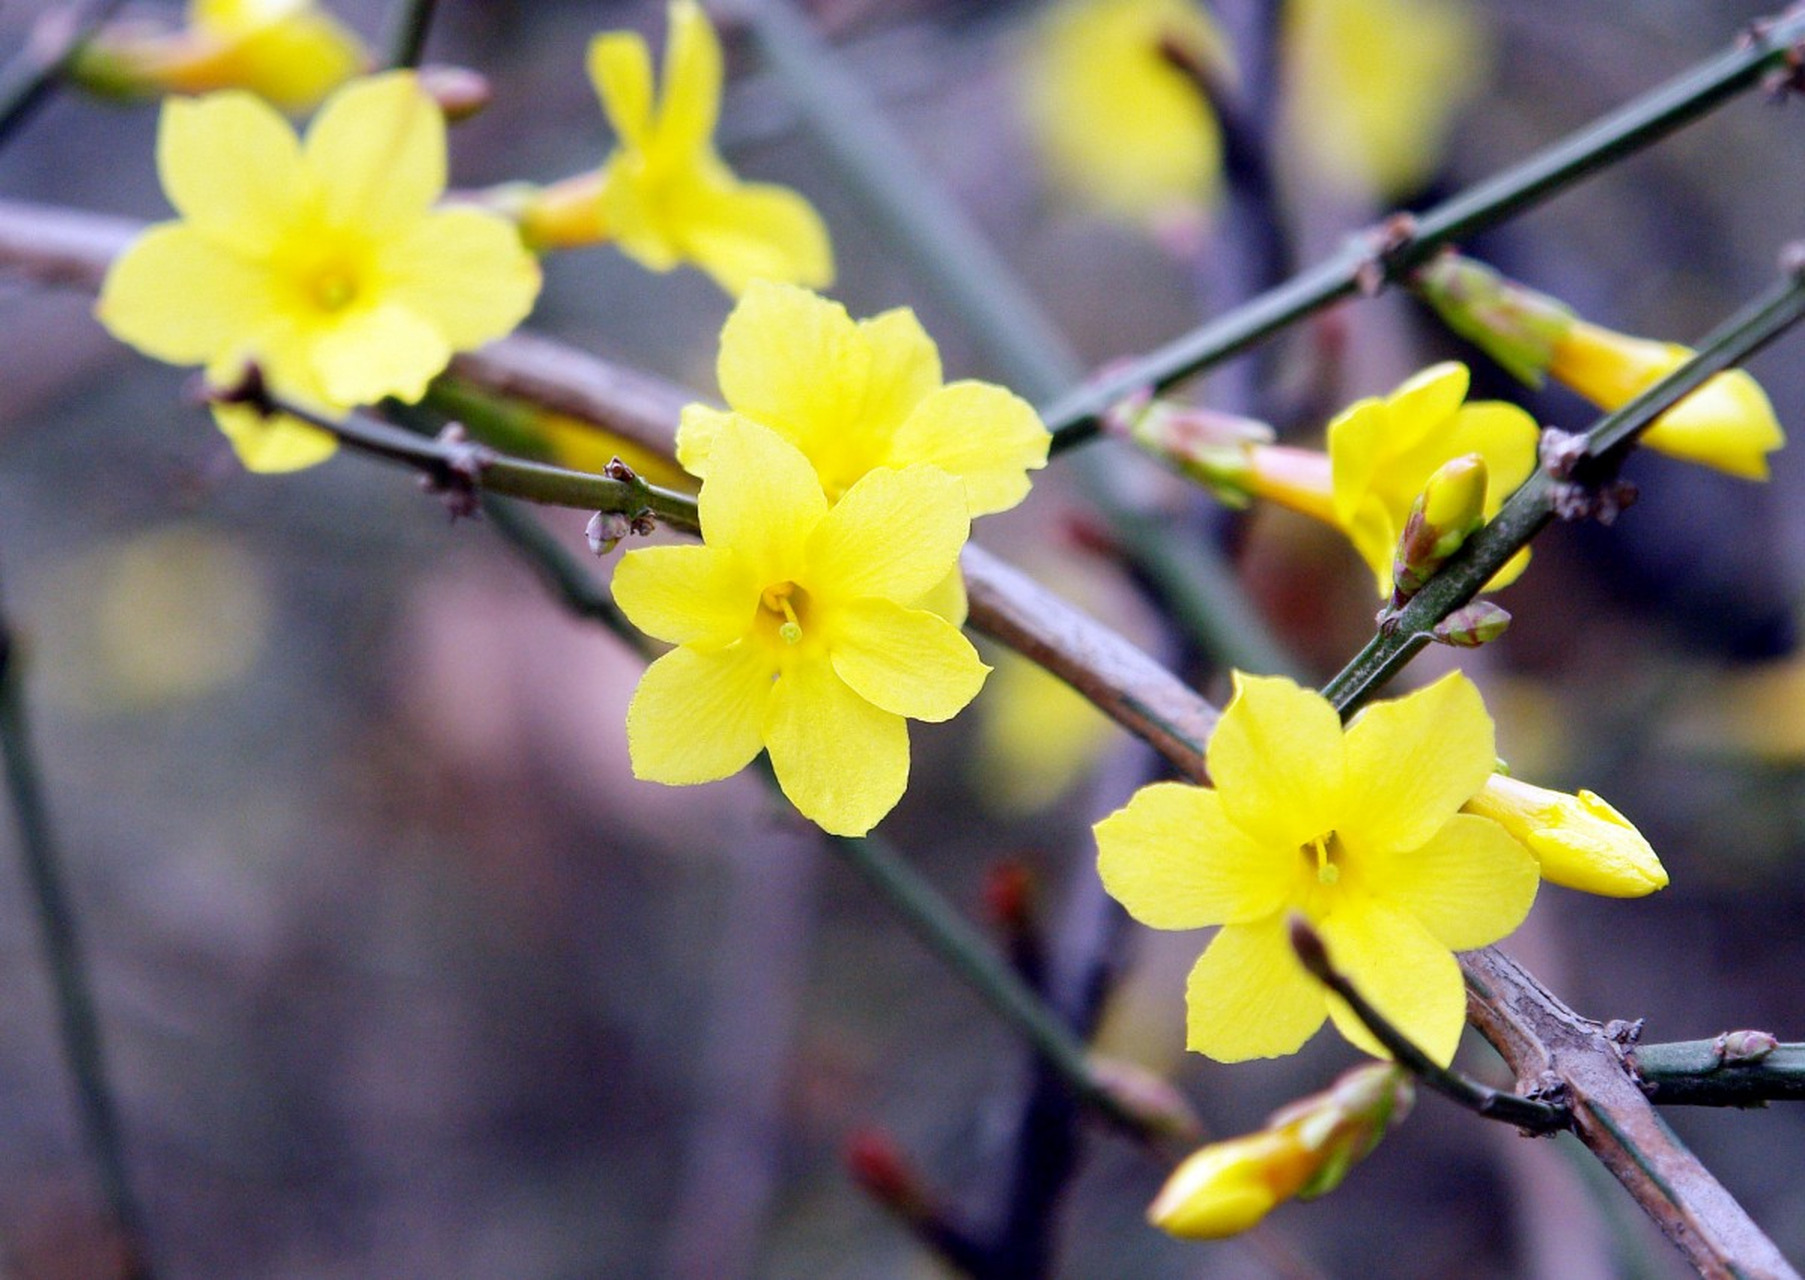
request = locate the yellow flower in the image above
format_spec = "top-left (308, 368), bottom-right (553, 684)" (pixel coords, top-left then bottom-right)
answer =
top-left (1328, 363), bottom-right (1539, 597)
top-left (1095, 671), bottom-right (1537, 1064)
top-left (1283, 0), bottom-right (1481, 198)
top-left (74, 0), bottom-right (369, 113)
top-left (1464, 773), bottom-right (1668, 898)
top-left (612, 418), bottom-right (989, 836)
top-left (96, 73), bottom-right (541, 473)
top-left (678, 282), bottom-right (1051, 517)
top-left (518, 0), bottom-right (831, 296)
top-left (1151, 1062), bottom-right (1410, 1239)
top-left (1015, 0), bottom-right (1225, 227)
top-left (1550, 320), bottom-right (1783, 481)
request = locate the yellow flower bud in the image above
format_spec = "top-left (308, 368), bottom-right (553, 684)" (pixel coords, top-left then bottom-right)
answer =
top-left (1243, 443), bottom-right (1337, 523)
top-left (1464, 772), bottom-right (1669, 897)
top-left (1420, 452), bottom-right (1489, 545)
top-left (1550, 321), bottom-right (1783, 481)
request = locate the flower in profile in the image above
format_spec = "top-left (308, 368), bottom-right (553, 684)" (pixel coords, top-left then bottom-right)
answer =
top-left (678, 282), bottom-right (1051, 517)
top-left (72, 0), bottom-right (369, 113)
top-left (96, 73), bottom-right (541, 472)
top-left (1328, 363), bottom-right (1539, 597)
top-left (1414, 253), bottom-right (1784, 479)
top-left (612, 418), bottom-right (988, 836)
top-left (1464, 773), bottom-right (1668, 898)
top-left (517, 0), bottom-right (832, 296)
top-left (1151, 1062), bottom-right (1412, 1239)
top-left (1015, 0), bottom-right (1226, 229)
top-left (1095, 671), bottom-right (1538, 1065)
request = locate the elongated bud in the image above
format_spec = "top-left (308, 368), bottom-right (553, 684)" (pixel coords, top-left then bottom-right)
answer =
top-left (1088, 1057), bottom-right (1204, 1142)
top-left (1392, 453), bottom-right (1488, 600)
top-left (1715, 1029), bottom-right (1778, 1065)
top-left (416, 65), bottom-right (493, 121)
top-left (1113, 397), bottom-right (1276, 509)
top-left (1431, 600), bottom-right (1511, 647)
top-left (1412, 253), bottom-right (1573, 385)
top-left (1464, 772), bottom-right (1668, 897)
top-left (1149, 1062), bottom-right (1412, 1240)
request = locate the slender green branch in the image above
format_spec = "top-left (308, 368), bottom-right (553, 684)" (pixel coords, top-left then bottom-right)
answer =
top-left (1288, 918), bottom-right (1567, 1133)
top-left (385, 0), bottom-right (441, 70)
top-left (1040, 5), bottom-right (1805, 454)
top-left (1322, 263), bottom-right (1805, 718)
top-left (476, 495), bottom-right (652, 657)
top-left (0, 592), bottom-right (155, 1279)
top-left (1631, 1039), bottom-right (1805, 1107)
top-left (0, 0), bottom-right (134, 149)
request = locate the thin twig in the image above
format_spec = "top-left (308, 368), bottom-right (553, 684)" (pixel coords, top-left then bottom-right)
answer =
top-left (1631, 1039), bottom-right (1805, 1107)
top-left (0, 0), bottom-right (134, 150)
top-left (0, 588), bottom-right (155, 1279)
top-left (385, 0), bottom-right (441, 70)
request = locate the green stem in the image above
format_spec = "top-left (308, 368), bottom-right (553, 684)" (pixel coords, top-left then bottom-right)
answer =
top-left (385, 0), bottom-right (440, 70)
top-left (1321, 265), bottom-right (1805, 718)
top-left (1631, 1040), bottom-right (1805, 1107)
top-left (1040, 6), bottom-right (1805, 454)
top-left (0, 0), bottom-right (134, 149)
top-left (476, 495), bottom-right (652, 657)
top-left (0, 597), bottom-right (155, 1278)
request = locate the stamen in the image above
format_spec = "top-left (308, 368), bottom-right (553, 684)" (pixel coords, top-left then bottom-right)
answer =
top-left (777, 596), bottom-right (802, 645)
top-left (1313, 835), bottom-right (1340, 885)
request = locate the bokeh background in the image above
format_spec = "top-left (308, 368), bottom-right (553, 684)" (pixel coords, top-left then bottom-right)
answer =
top-left (0, 0), bottom-right (1802, 1276)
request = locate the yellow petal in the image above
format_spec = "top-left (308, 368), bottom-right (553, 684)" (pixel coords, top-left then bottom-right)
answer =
top-left (888, 382), bottom-right (1051, 517)
top-left (588, 30), bottom-right (654, 151)
top-left (1095, 781), bottom-right (1297, 930)
top-left (1340, 670), bottom-right (1495, 853)
top-left (655, 0), bottom-right (722, 157)
top-left (854, 307), bottom-right (942, 437)
top-left (806, 464), bottom-right (968, 605)
top-left (1640, 370), bottom-right (1783, 481)
top-left (1359, 813), bottom-right (1537, 949)
top-left (1386, 361), bottom-right (1471, 444)
top-left (305, 72), bottom-right (444, 234)
top-left (828, 598), bottom-right (987, 722)
top-left (670, 177), bottom-right (835, 296)
top-left (764, 657), bottom-right (909, 835)
top-left (375, 208), bottom-right (541, 350)
top-left (200, 5), bottom-right (368, 112)
top-left (1184, 918), bottom-right (1328, 1062)
top-left (1317, 897), bottom-right (1466, 1066)
top-left (97, 223), bottom-right (275, 364)
top-left (674, 403), bottom-right (734, 480)
top-left (627, 643), bottom-right (771, 784)
top-left (1150, 1132), bottom-right (1299, 1239)
top-left (158, 91), bottom-right (304, 256)
top-left (1206, 673), bottom-right (1345, 851)
top-left (1464, 774), bottom-right (1669, 897)
top-left (211, 402), bottom-right (337, 472)
top-left (913, 565), bottom-right (967, 627)
top-left (309, 302), bottom-right (450, 405)
top-left (697, 418), bottom-right (826, 580)
top-left (611, 544), bottom-right (754, 647)
top-left (715, 282), bottom-right (872, 481)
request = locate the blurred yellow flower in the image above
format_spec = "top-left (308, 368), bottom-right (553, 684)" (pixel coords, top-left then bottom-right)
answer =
top-left (97, 73), bottom-right (541, 472)
top-left (519, 0), bottom-right (832, 296)
top-left (1095, 671), bottom-right (1537, 1065)
top-left (1328, 363), bottom-right (1538, 597)
top-left (1465, 773), bottom-right (1668, 898)
top-left (74, 0), bottom-right (368, 113)
top-left (613, 418), bottom-right (988, 836)
top-left (1284, 0), bottom-right (1482, 198)
top-left (678, 282), bottom-right (1050, 516)
top-left (1015, 0), bottom-right (1225, 227)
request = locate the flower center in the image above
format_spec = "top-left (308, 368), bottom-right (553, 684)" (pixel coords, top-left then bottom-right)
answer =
top-left (310, 268), bottom-right (359, 313)
top-left (759, 581), bottom-right (808, 646)
top-left (1304, 833), bottom-right (1343, 886)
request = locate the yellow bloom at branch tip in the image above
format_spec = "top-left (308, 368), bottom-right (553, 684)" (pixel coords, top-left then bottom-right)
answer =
top-left (96, 73), bottom-right (542, 473)
top-left (518, 0), bottom-right (832, 296)
top-left (1094, 671), bottom-right (1538, 1065)
top-left (1016, 0), bottom-right (1227, 228)
top-left (1328, 363), bottom-right (1538, 597)
top-left (612, 418), bottom-right (989, 837)
top-left (1151, 1062), bottom-right (1411, 1239)
top-left (73, 0), bottom-right (369, 113)
top-left (678, 282), bottom-right (1051, 518)
top-left (1550, 320), bottom-right (1784, 481)
top-left (1464, 772), bottom-right (1668, 898)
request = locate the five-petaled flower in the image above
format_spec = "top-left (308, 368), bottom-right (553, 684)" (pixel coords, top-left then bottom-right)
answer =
top-left (1094, 671), bottom-right (1538, 1065)
top-left (612, 418), bottom-right (989, 837)
top-left (1328, 362), bottom-right (1538, 597)
top-left (518, 0), bottom-right (832, 296)
top-left (678, 282), bottom-right (1051, 518)
top-left (97, 72), bottom-right (541, 473)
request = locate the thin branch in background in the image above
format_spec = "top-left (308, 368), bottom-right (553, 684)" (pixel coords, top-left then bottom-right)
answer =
top-left (1631, 1037), bottom-right (1805, 1107)
top-left (0, 586), bottom-right (155, 1279)
top-left (0, 0), bottom-right (133, 149)
top-left (386, 0), bottom-right (442, 70)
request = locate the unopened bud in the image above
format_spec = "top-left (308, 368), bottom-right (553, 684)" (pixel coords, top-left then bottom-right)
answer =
top-left (417, 64), bottom-right (492, 121)
top-left (1392, 453), bottom-right (1488, 599)
top-left (1431, 600), bottom-right (1511, 647)
top-left (1465, 772), bottom-right (1668, 897)
top-left (1088, 1056), bottom-right (1204, 1142)
top-left (845, 1128), bottom-right (930, 1219)
top-left (1287, 914), bottom-right (1333, 981)
top-left (586, 510), bottom-right (632, 555)
top-left (1117, 398), bottom-right (1276, 509)
top-left (1412, 252), bottom-right (1574, 386)
top-left (1715, 1029), bottom-right (1778, 1065)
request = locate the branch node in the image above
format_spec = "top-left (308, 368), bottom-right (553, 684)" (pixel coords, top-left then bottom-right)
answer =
top-left (420, 422), bottom-right (495, 521)
top-left (1605, 1017), bottom-right (1646, 1047)
top-left (1713, 1028), bottom-right (1779, 1065)
top-left (1541, 428), bottom-right (1638, 523)
top-left (1355, 213), bottom-right (1420, 297)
